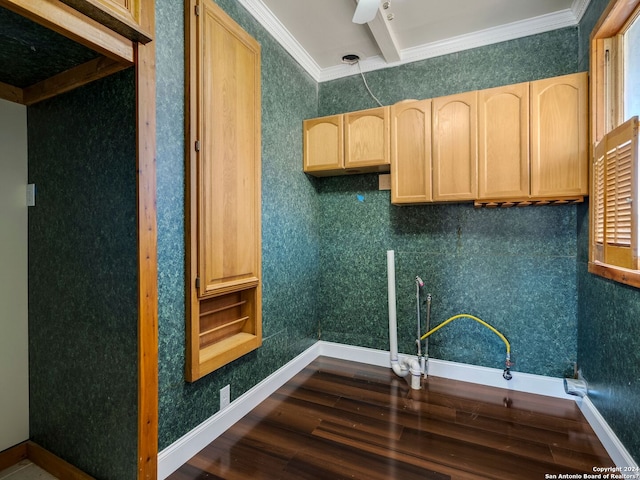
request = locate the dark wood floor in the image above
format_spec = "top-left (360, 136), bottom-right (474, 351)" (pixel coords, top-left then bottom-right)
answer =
top-left (168, 356), bottom-right (614, 480)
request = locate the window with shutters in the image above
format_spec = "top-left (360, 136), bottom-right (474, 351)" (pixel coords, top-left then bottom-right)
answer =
top-left (590, 0), bottom-right (640, 288)
top-left (591, 118), bottom-right (638, 269)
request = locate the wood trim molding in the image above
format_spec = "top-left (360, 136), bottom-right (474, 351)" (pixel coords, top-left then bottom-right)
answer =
top-left (26, 442), bottom-right (94, 480)
top-left (135, 26), bottom-right (158, 480)
top-left (22, 56), bottom-right (130, 105)
top-left (0, 442), bottom-right (94, 479)
top-left (588, 262), bottom-right (640, 289)
top-left (0, 442), bottom-right (28, 472)
top-left (590, 0), bottom-right (640, 40)
top-left (0, 0), bottom-right (134, 63)
top-left (134, 0), bottom-right (158, 476)
top-left (0, 81), bottom-right (24, 104)
top-left (0, 57), bottom-right (130, 106)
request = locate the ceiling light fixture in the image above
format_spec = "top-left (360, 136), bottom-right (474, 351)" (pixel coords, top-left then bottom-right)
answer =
top-left (341, 53), bottom-right (361, 65)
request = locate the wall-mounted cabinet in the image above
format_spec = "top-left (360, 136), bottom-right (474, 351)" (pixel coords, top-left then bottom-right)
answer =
top-left (303, 106), bottom-right (390, 176)
top-left (530, 72), bottom-right (588, 198)
top-left (390, 99), bottom-right (432, 203)
top-left (186, 0), bottom-right (262, 381)
top-left (432, 91), bottom-right (478, 201)
top-left (476, 72), bottom-right (588, 206)
top-left (478, 82), bottom-right (530, 200)
top-left (58, 0), bottom-right (153, 42)
top-left (304, 73), bottom-right (588, 208)
top-left (303, 114), bottom-right (343, 174)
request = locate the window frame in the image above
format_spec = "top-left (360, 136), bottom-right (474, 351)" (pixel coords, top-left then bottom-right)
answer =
top-left (589, 0), bottom-right (640, 288)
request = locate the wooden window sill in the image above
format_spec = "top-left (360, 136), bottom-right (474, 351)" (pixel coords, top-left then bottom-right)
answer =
top-left (588, 261), bottom-right (640, 289)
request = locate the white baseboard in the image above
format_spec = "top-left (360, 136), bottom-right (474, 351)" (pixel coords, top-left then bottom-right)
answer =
top-left (578, 396), bottom-right (639, 469)
top-left (158, 341), bottom-right (635, 478)
top-left (317, 341), bottom-right (575, 399)
top-left (157, 344), bottom-right (320, 480)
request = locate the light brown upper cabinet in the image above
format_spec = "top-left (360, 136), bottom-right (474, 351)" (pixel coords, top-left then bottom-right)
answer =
top-left (58, 0), bottom-right (153, 42)
top-left (432, 91), bottom-right (478, 201)
top-left (530, 72), bottom-right (588, 198)
top-left (303, 114), bottom-right (344, 175)
top-left (303, 106), bottom-right (390, 176)
top-left (308, 73), bottom-right (588, 207)
top-left (478, 82), bottom-right (530, 200)
top-left (345, 107), bottom-right (390, 170)
top-left (186, 0), bottom-right (262, 381)
top-left (391, 99), bottom-right (432, 204)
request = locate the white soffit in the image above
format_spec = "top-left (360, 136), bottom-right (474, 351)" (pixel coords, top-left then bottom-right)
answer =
top-left (237, 0), bottom-right (591, 83)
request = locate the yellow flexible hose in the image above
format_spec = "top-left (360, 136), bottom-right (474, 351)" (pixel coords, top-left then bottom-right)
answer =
top-left (420, 313), bottom-right (511, 355)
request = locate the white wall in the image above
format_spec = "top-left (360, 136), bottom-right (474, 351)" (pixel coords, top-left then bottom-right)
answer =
top-left (0, 98), bottom-right (29, 451)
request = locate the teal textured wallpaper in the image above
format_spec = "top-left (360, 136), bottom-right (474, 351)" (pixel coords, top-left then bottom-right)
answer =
top-left (319, 27), bottom-right (578, 116)
top-left (316, 28), bottom-right (581, 378)
top-left (155, 0), bottom-right (320, 450)
top-left (316, 175), bottom-right (578, 377)
top-left (577, 0), bottom-right (640, 464)
top-left (28, 69), bottom-right (138, 479)
top-left (155, 0), bottom-right (640, 466)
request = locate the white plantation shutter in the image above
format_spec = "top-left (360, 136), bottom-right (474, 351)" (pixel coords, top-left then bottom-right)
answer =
top-left (592, 116), bottom-right (639, 269)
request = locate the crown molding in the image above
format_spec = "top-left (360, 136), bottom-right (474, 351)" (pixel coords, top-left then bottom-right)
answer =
top-left (238, 0), bottom-right (591, 83)
top-left (572, 0), bottom-right (592, 22)
top-left (236, 0), bottom-right (322, 80)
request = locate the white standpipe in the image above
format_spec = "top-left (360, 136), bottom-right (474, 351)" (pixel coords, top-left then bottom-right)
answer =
top-left (387, 250), bottom-right (422, 390)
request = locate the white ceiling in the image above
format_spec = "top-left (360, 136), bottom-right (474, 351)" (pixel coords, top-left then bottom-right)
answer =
top-left (236, 0), bottom-right (591, 82)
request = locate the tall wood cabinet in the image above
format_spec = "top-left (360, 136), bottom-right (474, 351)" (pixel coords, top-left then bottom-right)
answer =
top-left (186, 0), bottom-right (262, 381)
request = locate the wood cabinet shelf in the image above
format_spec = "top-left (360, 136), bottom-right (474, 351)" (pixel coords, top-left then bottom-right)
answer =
top-left (199, 300), bottom-right (247, 318)
top-left (199, 316), bottom-right (249, 338)
top-left (199, 333), bottom-right (259, 365)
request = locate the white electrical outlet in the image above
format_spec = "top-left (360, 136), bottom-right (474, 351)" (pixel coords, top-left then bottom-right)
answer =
top-left (26, 184), bottom-right (36, 207)
top-left (220, 384), bottom-right (230, 409)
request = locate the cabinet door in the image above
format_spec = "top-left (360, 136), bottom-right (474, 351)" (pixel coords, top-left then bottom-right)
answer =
top-left (391, 99), bottom-right (432, 204)
top-left (344, 106), bottom-right (389, 170)
top-left (303, 115), bottom-right (344, 175)
top-left (530, 72), bottom-right (588, 197)
top-left (432, 91), bottom-right (478, 201)
top-left (198, 0), bottom-right (261, 296)
top-left (478, 83), bottom-right (530, 199)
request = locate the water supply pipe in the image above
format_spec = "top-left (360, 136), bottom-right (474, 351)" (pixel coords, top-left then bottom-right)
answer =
top-left (423, 293), bottom-right (432, 376)
top-left (415, 276), bottom-right (423, 358)
top-left (387, 250), bottom-right (422, 389)
top-left (421, 313), bottom-right (513, 380)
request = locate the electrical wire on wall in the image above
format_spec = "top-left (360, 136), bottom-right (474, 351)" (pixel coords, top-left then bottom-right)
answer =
top-left (342, 54), bottom-right (384, 107)
top-left (358, 60), bottom-right (384, 107)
